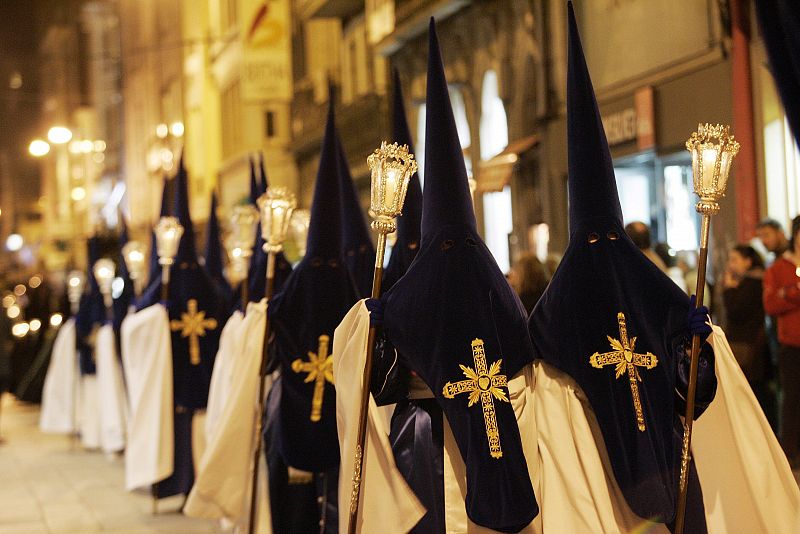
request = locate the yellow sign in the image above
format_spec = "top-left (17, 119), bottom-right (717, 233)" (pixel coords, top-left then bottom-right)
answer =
top-left (443, 339), bottom-right (509, 459)
top-left (589, 312), bottom-right (659, 432)
top-left (242, 0), bottom-right (292, 101)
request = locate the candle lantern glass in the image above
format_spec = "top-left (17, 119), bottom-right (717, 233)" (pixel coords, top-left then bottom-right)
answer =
top-left (93, 258), bottom-right (116, 297)
top-left (154, 216), bottom-right (184, 265)
top-left (67, 270), bottom-right (86, 306)
top-left (258, 187), bottom-right (297, 253)
top-left (367, 142), bottom-right (418, 234)
top-left (122, 241), bottom-right (147, 282)
top-left (685, 123), bottom-right (740, 215)
top-left (229, 205), bottom-right (260, 256)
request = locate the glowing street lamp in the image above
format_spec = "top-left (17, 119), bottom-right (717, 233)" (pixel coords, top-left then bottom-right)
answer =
top-left (47, 126), bottom-right (73, 145)
top-left (29, 139), bottom-right (51, 157)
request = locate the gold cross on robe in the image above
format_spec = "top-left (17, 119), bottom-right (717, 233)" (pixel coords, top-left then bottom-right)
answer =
top-left (442, 338), bottom-right (509, 459)
top-left (170, 299), bottom-right (218, 365)
top-left (291, 334), bottom-right (334, 422)
top-left (589, 312), bottom-right (659, 432)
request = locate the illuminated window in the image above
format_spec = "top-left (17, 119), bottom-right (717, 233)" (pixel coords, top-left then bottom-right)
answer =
top-left (663, 165), bottom-right (699, 251)
top-left (479, 71), bottom-right (511, 273)
top-left (480, 70), bottom-right (508, 160)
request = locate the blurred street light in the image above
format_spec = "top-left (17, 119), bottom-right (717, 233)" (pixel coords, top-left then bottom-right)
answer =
top-left (156, 123), bottom-right (169, 139)
top-left (71, 187), bottom-right (87, 201)
top-left (47, 126), bottom-right (73, 145)
top-left (6, 233), bottom-right (23, 251)
top-left (29, 139), bottom-right (51, 157)
top-left (170, 121), bottom-right (184, 137)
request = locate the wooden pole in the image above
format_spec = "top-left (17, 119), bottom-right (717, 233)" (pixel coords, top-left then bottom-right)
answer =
top-left (347, 232), bottom-right (387, 534)
top-left (247, 251), bottom-right (276, 534)
top-left (674, 213), bottom-right (710, 534)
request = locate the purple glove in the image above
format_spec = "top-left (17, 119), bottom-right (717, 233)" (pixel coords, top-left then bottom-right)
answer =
top-left (365, 298), bottom-right (384, 327)
top-left (687, 295), bottom-right (712, 341)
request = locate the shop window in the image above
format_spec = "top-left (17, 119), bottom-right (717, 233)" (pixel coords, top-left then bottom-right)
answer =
top-left (663, 165), bottom-right (699, 251)
top-left (615, 168), bottom-right (651, 225)
top-left (764, 117), bottom-right (800, 228)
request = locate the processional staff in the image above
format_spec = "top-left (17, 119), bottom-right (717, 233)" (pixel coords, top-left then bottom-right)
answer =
top-left (122, 240), bottom-right (147, 297)
top-left (674, 123), bottom-right (740, 534)
top-left (151, 215), bottom-right (184, 514)
top-left (247, 187), bottom-right (297, 534)
top-left (348, 142), bottom-right (417, 534)
top-left (93, 258), bottom-right (116, 321)
top-left (226, 205), bottom-right (259, 310)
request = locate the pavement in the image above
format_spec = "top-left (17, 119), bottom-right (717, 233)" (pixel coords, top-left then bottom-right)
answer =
top-left (0, 394), bottom-right (221, 534)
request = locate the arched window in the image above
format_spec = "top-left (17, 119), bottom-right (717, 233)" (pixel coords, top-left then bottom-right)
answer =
top-left (479, 70), bottom-right (512, 273)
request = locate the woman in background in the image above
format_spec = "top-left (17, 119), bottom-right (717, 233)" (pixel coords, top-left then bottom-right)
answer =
top-left (723, 245), bottom-right (768, 381)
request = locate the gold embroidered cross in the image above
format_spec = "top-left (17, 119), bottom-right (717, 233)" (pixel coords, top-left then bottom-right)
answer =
top-left (170, 299), bottom-right (218, 365)
top-left (291, 335), bottom-right (334, 422)
top-left (589, 312), bottom-right (659, 432)
top-left (442, 339), bottom-right (509, 459)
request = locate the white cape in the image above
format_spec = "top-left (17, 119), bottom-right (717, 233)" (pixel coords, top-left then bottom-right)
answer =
top-left (184, 300), bottom-right (272, 533)
top-left (533, 325), bottom-right (800, 533)
top-left (204, 309), bottom-right (244, 445)
top-left (79, 375), bottom-right (101, 449)
top-left (693, 326), bottom-right (800, 532)
top-left (121, 304), bottom-right (174, 491)
top-left (40, 319), bottom-right (80, 434)
top-left (95, 323), bottom-right (128, 453)
top-left (334, 301), bottom-right (426, 534)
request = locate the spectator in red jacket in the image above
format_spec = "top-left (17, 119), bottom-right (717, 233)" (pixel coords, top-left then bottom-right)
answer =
top-left (764, 215), bottom-right (800, 465)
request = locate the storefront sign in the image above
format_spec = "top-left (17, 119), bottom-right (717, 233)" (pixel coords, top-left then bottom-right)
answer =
top-left (241, 0), bottom-right (293, 102)
top-left (601, 86), bottom-right (656, 150)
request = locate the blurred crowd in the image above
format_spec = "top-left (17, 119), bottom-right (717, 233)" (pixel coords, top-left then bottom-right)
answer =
top-left (0, 268), bottom-right (69, 407)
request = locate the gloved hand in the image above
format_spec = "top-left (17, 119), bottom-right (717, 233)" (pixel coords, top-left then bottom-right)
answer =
top-left (365, 298), bottom-right (384, 327)
top-left (687, 295), bottom-right (712, 341)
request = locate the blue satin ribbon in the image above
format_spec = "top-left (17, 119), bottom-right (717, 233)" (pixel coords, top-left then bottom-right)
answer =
top-left (390, 398), bottom-right (445, 533)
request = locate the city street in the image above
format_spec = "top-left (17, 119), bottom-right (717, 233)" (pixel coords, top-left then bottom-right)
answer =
top-left (0, 394), bottom-right (220, 534)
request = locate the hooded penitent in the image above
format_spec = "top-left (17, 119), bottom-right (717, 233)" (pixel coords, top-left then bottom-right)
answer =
top-left (527, 3), bottom-right (715, 528)
top-left (203, 191), bottom-right (231, 298)
top-left (112, 217), bottom-right (135, 340)
top-left (267, 98), bottom-right (359, 473)
top-left (75, 237), bottom-right (105, 375)
top-left (381, 19), bottom-right (538, 532)
top-left (336, 131), bottom-right (376, 299)
top-left (246, 154), bottom-right (293, 304)
top-left (137, 158), bottom-right (230, 497)
top-left (382, 69), bottom-right (422, 292)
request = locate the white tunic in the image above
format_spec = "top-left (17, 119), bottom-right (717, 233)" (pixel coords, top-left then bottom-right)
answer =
top-left (120, 304), bottom-right (174, 491)
top-left (532, 325), bottom-right (800, 533)
top-left (184, 300), bottom-right (272, 533)
top-left (40, 319), bottom-right (80, 434)
top-left (203, 309), bottom-right (245, 445)
top-left (95, 323), bottom-right (128, 453)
